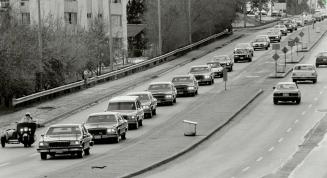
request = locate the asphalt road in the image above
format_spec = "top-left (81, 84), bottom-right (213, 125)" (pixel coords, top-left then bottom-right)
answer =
top-left (138, 28), bottom-right (327, 178)
top-left (0, 24), bottom-right (321, 178)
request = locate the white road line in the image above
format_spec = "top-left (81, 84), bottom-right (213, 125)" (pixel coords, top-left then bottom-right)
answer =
top-left (287, 128), bottom-right (292, 133)
top-left (314, 97), bottom-right (318, 101)
top-left (242, 166), bottom-right (250, 172)
top-left (278, 137), bottom-right (284, 143)
top-left (256, 157), bottom-right (263, 162)
top-left (0, 163), bottom-right (10, 168)
top-left (301, 111), bottom-right (306, 115)
top-left (308, 104), bottom-right (313, 108)
top-left (29, 153), bottom-right (39, 157)
top-left (268, 147), bottom-right (274, 152)
top-left (294, 119), bottom-right (299, 124)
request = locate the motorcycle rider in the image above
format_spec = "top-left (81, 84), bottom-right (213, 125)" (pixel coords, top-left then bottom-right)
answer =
top-left (20, 112), bottom-right (34, 123)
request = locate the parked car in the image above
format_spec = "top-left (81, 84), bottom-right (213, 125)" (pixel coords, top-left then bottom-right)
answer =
top-left (106, 96), bottom-right (144, 129)
top-left (37, 124), bottom-right (93, 160)
top-left (126, 91), bottom-right (157, 118)
top-left (295, 18), bottom-right (304, 27)
top-left (316, 52), bottom-right (327, 67)
top-left (274, 24), bottom-right (288, 36)
top-left (188, 65), bottom-right (215, 85)
top-left (213, 55), bottom-right (234, 71)
top-left (273, 82), bottom-right (301, 105)
top-left (233, 43), bottom-right (254, 62)
top-left (267, 31), bottom-right (281, 42)
top-left (147, 82), bottom-right (177, 105)
top-left (172, 75), bottom-right (198, 96)
top-left (85, 112), bottom-right (128, 143)
top-left (252, 36), bottom-right (270, 50)
top-left (292, 64), bottom-right (317, 83)
top-left (207, 61), bottom-right (224, 78)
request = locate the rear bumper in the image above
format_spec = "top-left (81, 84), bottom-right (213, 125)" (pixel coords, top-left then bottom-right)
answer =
top-left (292, 77), bottom-right (317, 81)
top-left (37, 147), bottom-right (83, 153)
top-left (274, 96), bottom-right (300, 101)
top-left (234, 55), bottom-right (250, 61)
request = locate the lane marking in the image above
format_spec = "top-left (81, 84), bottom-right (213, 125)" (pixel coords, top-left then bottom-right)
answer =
top-left (308, 104), bottom-right (313, 108)
top-left (242, 166), bottom-right (250, 172)
top-left (256, 157), bottom-right (263, 162)
top-left (287, 128), bottom-right (292, 133)
top-left (268, 147), bottom-right (275, 152)
top-left (314, 97), bottom-right (318, 101)
top-left (278, 137), bottom-right (284, 143)
top-left (0, 163), bottom-right (10, 168)
top-left (301, 111), bottom-right (306, 115)
top-left (294, 119), bottom-right (299, 124)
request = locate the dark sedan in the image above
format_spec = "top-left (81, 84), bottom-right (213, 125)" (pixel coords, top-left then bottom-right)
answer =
top-left (147, 82), bottom-right (177, 105)
top-left (316, 52), bottom-right (327, 67)
top-left (214, 55), bottom-right (234, 71)
top-left (172, 75), bottom-right (199, 97)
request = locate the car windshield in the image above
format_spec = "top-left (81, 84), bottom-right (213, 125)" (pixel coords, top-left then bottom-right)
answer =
top-left (172, 77), bottom-right (193, 83)
top-left (235, 49), bottom-right (247, 54)
top-left (235, 43), bottom-right (249, 48)
top-left (190, 67), bottom-right (209, 73)
top-left (207, 62), bottom-right (220, 68)
top-left (214, 56), bottom-right (228, 61)
top-left (277, 84), bottom-right (297, 90)
top-left (318, 52), bottom-right (327, 57)
top-left (46, 126), bottom-right (81, 136)
top-left (254, 38), bottom-right (266, 42)
top-left (87, 115), bottom-right (117, 123)
top-left (108, 102), bottom-right (136, 110)
top-left (267, 32), bottom-right (275, 35)
top-left (129, 94), bottom-right (149, 101)
top-left (148, 84), bottom-right (171, 90)
top-left (294, 65), bottom-right (314, 70)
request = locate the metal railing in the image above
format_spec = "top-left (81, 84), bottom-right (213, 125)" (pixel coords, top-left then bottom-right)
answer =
top-left (12, 31), bottom-right (228, 106)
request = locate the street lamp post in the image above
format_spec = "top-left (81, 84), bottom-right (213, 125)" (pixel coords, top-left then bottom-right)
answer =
top-left (157, 0), bottom-right (162, 55)
top-left (108, 0), bottom-right (114, 71)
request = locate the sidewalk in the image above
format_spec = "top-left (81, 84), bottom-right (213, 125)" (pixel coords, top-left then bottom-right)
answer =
top-left (0, 33), bottom-right (244, 131)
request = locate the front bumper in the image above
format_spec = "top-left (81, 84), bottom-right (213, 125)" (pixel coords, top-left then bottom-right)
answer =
top-left (292, 76), bottom-right (317, 81)
top-left (37, 146), bottom-right (83, 154)
top-left (269, 36), bottom-right (280, 41)
top-left (213, 71), bottom-right (223, 77)
top-left (152, 95), bottom-right (174, 104)
top-left (92, 133), bottom-right (118, 140)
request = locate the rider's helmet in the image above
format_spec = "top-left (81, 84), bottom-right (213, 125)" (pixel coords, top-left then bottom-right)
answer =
top-left (25, 112), bottom-right (31, 117)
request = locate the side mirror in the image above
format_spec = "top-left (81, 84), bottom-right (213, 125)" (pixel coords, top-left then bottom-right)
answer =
top-left (273, 86), bottom-right (276, 89)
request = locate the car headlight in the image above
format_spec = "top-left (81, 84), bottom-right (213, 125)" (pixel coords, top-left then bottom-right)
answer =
top-left (142, 105), bottom-right (150, 109)
top-left (23, 127), bottom-right (28, 132)
top-left (39, 142), bottom-right (48, 147)
top-left (70, 140), bottom-right (80, 145)
top-left (204, 75), bottom-right (210, 79)
top-left (187, 86), bottom-right (195, 90)
top-left (130, 115), bottom-right (136, 119)
top-left (20, 128), bottom-right (23, 132)
top-left (107, 128), bottom-right (117, 133)
top-left (165, 95), bottom-right (172, 99)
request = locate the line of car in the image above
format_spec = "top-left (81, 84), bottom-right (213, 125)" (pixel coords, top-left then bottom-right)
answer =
top-left (36, 15), bottom-right (326, 160)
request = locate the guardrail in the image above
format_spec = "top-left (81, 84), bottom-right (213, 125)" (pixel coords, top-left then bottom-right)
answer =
top-left (12, 31), bottom-right (228, 106)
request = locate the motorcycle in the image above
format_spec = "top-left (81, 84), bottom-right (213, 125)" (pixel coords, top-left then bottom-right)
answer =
top-left (1, 122), bottom-right (37, 148)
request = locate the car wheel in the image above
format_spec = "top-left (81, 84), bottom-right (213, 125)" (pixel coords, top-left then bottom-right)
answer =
top-left (40, 153), bottom-right (47, 160)
top-left (84, 148), bottom-right (90, 155)
top-left (266, 46), bottom-right (269, 50)
top-left (313, 79), bottom-right (317, 84)
top-left (77, 151), bottom-right (83, 158)
top-left (296, 98), bottom-right (301, 104)
top-left (292, 79), bottom-right (297, 83)
top-left (152, 109), bottom-right (157, 115)
top-left (249, 58), bottom-right (252, 62)
top-left (121, 131), bottom-right (126, 140)
top-left (1, 137), bottom-right (5, 148)
top-left (212, 79), bottom-right (214, 84)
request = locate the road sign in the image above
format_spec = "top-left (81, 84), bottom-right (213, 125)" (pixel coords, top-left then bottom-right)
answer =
top-left (294, 37), bottom-right (300, 43)
top-left (282, 47), bottom-right (288, 54)
top-left (299, 31), bottom-right (304, 37)
top-left (288, 40), bottom-right (295, 47)
top-left (272, 43), bottom-right (280, 50)
top-left (223, 68), bottom-right (228, 81)
top-left (273, 53), bottom-right (280, 61)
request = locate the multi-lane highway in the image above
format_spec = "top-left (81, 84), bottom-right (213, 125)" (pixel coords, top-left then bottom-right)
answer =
top-left (0, 21), bottom-right (326, 178)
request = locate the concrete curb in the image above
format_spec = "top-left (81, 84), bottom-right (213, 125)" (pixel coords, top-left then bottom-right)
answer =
top-left (40, 34), bottom-right (245, 127)
top-left (120, 89), bottom-right (264, 178)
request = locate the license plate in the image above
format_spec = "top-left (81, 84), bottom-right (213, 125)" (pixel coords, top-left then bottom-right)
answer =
top-left (283, 93), bottom-right (289, 96)
top-left (52, 149), bottom-right (67, 153)
top-left (178, 92), bottom-right (184, 94)
top-left (94, 135), bottom-right (102, 139)
top-left (240, 57), bottom-right (244, 59)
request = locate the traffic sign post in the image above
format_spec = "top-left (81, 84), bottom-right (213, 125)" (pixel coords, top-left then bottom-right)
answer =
top-left (288, 40), bottom-right (295, 63)
top-left (282, 46), bottom-right (288, 71)
top-left (294, 37), bottom-right (300, 56)
top-left (272, 52), bottom-right (280, 77)
top-left (223, 68), bottom-right (228, 90)
top-left (299, 31), bottom-right (304, 50)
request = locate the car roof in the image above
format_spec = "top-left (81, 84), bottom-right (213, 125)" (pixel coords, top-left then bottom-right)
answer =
top-left (126, 91), bottom-right (152, 95)
top-left (277, 82), bottom-right (296, 85)
top-left (109, 95), bottom-right (139, 102)
top-left (149, 81), bottom-right (173, 85)
top-left (88, 112), bottom-right (119, 117)
top-left (190, 65), bottom-right (210, 68)
top-left (172, 75), bottom-right (193, 78)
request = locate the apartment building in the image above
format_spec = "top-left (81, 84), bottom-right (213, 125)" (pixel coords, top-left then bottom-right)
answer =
top-left (1, 0), bottom-right (128, 56)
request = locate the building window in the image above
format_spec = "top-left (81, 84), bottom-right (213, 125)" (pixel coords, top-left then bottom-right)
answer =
top-left (111, 15), bottom-right (122, 27)
top-left (87, 13), bottom-right (92, 18)
top-left (64, 12), bottom-right (77, 24)
top-left (21, 13), bottom-right (30, 25)
top-left (112, 0), bottom-right (121, 3)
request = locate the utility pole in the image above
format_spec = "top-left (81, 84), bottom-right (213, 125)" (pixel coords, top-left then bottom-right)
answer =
top-left (259, 0), bottom-right (262, 23)
top-left (37, 0), bottom-right (42, 62)
top-left (188, 0), bottom-right (192, 44)
top-left (157, 0), bottom-right (162, 55)
top-left (243, 0), bottom-right (247, 28)
top-left (108, 0), bottom-right (114, 71)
